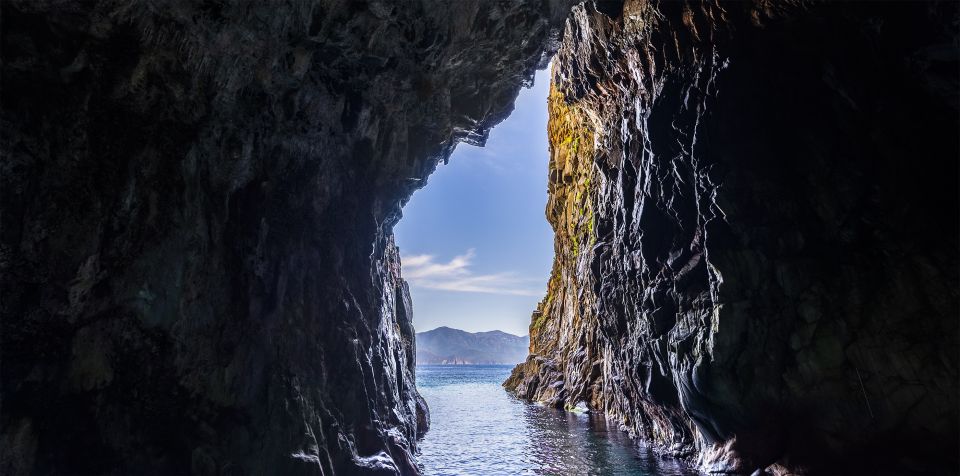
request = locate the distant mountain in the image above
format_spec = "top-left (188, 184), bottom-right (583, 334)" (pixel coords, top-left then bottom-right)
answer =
top-left (416, 327), bottom-right (529, 365)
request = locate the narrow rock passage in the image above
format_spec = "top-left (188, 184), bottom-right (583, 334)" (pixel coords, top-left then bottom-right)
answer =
top-left (1, 1), bottom-right (956, 475)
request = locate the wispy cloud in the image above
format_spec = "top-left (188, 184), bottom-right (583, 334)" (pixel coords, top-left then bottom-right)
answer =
top-left (402, 249), bottom-right (542, 296)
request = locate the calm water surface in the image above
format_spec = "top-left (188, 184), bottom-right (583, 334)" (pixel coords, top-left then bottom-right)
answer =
top-left (415, 365), bottom-right (698, 476)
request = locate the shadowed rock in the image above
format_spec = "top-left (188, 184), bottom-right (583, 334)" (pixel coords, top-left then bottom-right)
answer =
top-left (2, 0), bottom-right (956, 475)
top-left (506, 1), bottom-right (959, 474)
top-left (0, 1), bottom-right (572, 474)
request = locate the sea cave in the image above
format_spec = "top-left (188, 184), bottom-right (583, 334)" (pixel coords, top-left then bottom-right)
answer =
top-left (1, 1), bottom-right (958, 475)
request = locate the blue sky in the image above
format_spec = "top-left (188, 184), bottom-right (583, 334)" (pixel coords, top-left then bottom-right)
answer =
top-left (394, 67), bottom-right (553, 336)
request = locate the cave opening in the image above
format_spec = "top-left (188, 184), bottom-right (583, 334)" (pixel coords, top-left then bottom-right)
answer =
top-left (395, 66), bottom-right (554, 343)
top-left (2, 1), bottom-right (956, 475)
top-left (393, 64), bottom-right (698, 475)
top-left (393, 62), bottom-right (555, 474)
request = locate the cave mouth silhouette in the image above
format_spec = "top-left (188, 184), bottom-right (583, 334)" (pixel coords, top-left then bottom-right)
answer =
top-left (3, 2), bottom-right (957, 475)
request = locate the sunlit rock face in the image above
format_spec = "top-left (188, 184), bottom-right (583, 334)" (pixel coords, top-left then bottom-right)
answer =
top-left (508, 1), bottom-right (958, 474)
top-left (0, 1), bottom-right (571, 474)
top-left (504, 83), bottom-right (603, 409)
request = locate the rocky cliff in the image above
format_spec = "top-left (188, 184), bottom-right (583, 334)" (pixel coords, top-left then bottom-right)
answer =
top-left (507, 1), bottom-right (959, 475)
top-left (0, 1), bottom-right (571, 474)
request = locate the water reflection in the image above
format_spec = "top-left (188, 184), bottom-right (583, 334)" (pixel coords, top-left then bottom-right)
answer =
top-left (519, 400), bottom-right (693, 476)
top-left (415, 365), bottom-right (697, 476)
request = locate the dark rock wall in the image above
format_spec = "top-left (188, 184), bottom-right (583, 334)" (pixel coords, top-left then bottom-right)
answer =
top-left (507, 1), bottom-right (959, 474)
top-left (0, 1), bottom-right (570, 474)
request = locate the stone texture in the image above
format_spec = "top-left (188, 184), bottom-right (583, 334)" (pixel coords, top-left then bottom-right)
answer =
top-left (507, 1), bottom-right (959, 474)
top-left (504, 83), bottom-right (603, 410)
top-left (4, 0), bottom-right (957, 474)
top-left (0, 1), bottom-right (571, 474)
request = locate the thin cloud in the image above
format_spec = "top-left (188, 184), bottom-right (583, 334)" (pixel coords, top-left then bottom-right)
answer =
top-left (402, 249), bottom-right (541, 297)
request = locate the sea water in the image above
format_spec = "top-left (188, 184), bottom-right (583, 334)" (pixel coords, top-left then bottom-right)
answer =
top-left (415, 365), bottom-right (698, 476)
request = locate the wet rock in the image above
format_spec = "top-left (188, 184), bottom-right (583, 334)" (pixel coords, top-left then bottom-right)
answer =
top-left (508, 1), bottom-right (958, 474)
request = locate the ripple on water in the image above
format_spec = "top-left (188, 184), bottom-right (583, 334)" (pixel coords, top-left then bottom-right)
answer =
top-left (415, 365), bottom-right (698, 476)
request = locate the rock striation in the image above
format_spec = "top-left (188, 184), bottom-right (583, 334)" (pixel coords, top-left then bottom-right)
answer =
top-left (3, 0), bottom-right (958, 474)
top-left (1, 1), bottom-right (571, 474)
top-left (507, 1), bottom-right (959, 475)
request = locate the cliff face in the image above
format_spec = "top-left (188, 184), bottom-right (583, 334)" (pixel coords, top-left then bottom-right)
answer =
top-left (0, 1), bottom-right (570, 474)
top-left (507, 1), bottom-right (959, 474)
top-left (504, 84), bottom-right (602, 407)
